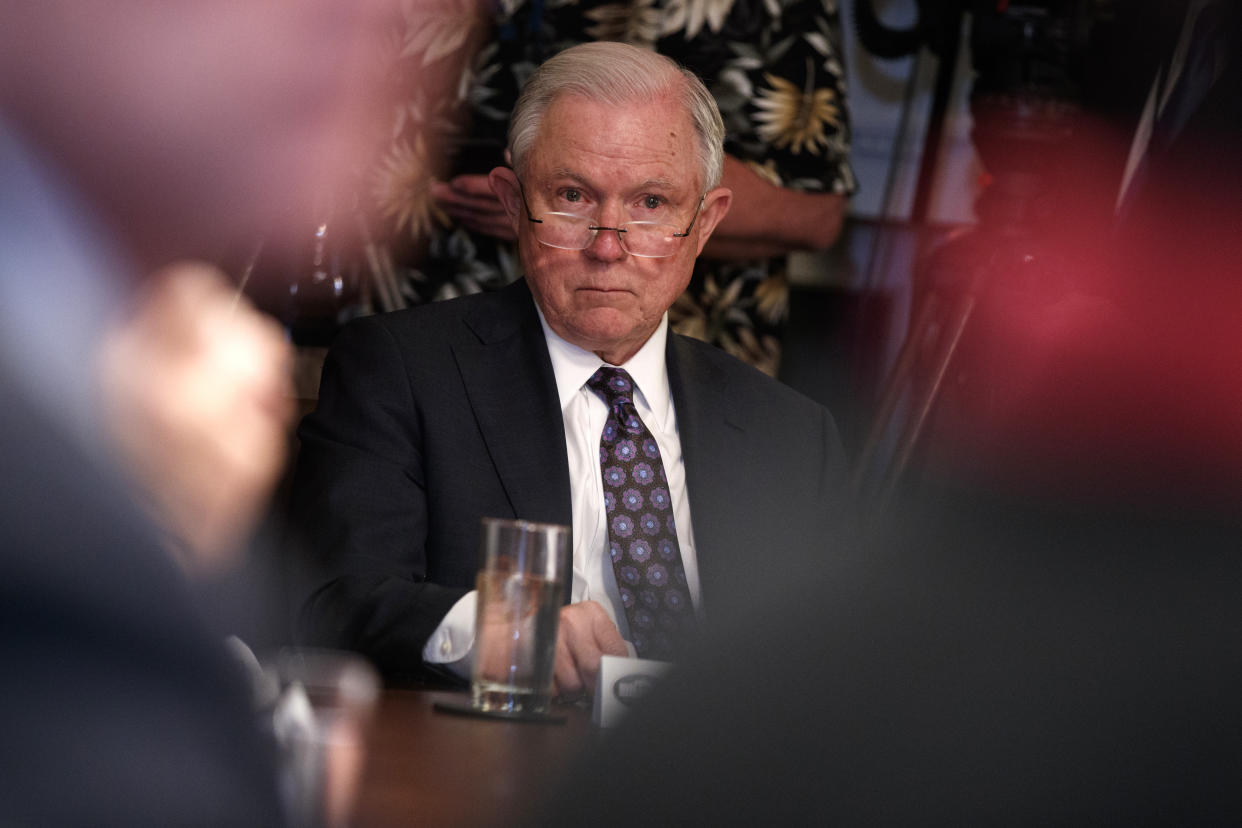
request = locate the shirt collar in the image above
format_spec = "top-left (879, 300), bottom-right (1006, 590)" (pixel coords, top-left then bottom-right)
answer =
top-left (537, 307), bottom-right (673, 430)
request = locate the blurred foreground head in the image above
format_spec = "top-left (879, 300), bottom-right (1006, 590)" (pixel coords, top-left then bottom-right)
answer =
top-left (1, 0), bottom-right (416, 573)
top-left (0, 0), bottom-right (402, 267)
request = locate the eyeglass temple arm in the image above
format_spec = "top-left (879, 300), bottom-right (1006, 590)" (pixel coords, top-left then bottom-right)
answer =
top-left (671, 195), bottom-right (706, 238)
top-left (516, 180), bottom-right (544, 224)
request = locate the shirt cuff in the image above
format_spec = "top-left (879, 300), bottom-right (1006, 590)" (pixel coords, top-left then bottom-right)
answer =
top-left (421, 590), bottom-right (477, 680)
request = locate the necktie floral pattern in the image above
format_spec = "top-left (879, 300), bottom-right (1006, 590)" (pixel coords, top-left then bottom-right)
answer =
top-left (587, 366), bottom-right (695, 661)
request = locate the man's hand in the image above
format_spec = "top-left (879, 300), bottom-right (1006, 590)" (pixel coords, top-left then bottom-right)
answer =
top-left (553, 601), bottom-right (629, 700)
top-left (431, 175), bottom-right (516, 241)
top-left (99, 262), bottom-right (294, 575)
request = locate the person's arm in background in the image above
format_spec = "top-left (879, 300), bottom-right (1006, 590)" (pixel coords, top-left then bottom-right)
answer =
top-left (701, 156), bottom-right (847, 260)
top-left (690, 0), bottom-right (856, 262)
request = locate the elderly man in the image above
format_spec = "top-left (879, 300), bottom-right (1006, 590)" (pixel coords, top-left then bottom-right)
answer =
top-left (292, 42), bottom-right (844, 694)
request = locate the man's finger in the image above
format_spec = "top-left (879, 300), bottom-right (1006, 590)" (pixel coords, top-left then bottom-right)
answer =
top-left (432, 189), bottom-right (503, 212)
top-left (432, 178), bottom-right (504, 209)
top-left (592, 610), bottom-right (630, 657)
top-left (553, 616), bottom-right (585, 698)
top-left (446, 174), bottom-right (498, 197)
top-left (557, 601), bottom-right (629, 695)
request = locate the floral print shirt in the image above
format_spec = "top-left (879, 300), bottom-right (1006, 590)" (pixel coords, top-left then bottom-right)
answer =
top-left (373, 0), bottom-right (855, 375)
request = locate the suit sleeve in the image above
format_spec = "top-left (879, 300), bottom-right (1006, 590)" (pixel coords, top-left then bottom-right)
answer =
top-left (288, 316), bottom-right (469, 682)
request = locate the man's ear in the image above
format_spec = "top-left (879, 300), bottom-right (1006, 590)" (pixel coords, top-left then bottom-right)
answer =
top-left (489, 167), bottom-right (523, 230)
top-left (692, 186), bottom-right (733, 256)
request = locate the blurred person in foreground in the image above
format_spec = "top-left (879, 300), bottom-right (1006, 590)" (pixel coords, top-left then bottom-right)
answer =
top-left (290, 42), bottom-right (845, 696)
top-left (532, 491), bottom-right (1242, 825)
top-left (530, 8), bottom-right (1242, 823)
top-left (0, 0), bottom-right (403, 822)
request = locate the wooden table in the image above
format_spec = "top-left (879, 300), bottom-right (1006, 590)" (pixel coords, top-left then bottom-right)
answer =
top-left (353, 689), bottom-right (597, 827)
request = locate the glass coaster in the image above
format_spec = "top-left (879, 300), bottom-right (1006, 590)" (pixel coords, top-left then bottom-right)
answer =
top-left (433, 698), bottom-right (568, 725)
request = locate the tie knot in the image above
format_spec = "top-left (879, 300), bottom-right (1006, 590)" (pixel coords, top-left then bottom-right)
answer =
top-left (586, 365), bottom-right (635, 409)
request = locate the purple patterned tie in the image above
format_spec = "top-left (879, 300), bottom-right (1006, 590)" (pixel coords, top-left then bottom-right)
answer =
top-left (587, 366), bottom-right (695, 661)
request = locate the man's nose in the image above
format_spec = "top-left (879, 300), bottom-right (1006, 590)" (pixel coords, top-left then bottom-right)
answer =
top-left (585, 224), bottom-right (627, 260)
top-left (585, 205), bottom-right (627, 261)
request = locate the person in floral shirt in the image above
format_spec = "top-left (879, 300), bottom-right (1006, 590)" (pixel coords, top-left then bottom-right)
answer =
top-left (371, 0), bottom-right (855, 376)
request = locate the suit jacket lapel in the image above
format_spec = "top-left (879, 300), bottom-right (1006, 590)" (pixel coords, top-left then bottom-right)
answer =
top-left (452, 280), bottom-right (573, 530)
top-left (666, 335), bottom-right (747, 596)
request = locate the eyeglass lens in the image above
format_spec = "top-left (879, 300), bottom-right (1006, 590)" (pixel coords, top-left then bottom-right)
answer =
top-left (533, 214), bottom-right (680, 258)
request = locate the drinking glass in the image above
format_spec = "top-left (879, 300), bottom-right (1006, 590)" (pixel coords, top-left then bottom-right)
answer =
top-left (471, 517), bottom-right (570, 715)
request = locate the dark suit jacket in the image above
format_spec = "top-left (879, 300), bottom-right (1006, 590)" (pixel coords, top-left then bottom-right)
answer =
top-left (0, 371), bottom-right (285, 826)
top-left (290, 278), bottom-right (843, 682)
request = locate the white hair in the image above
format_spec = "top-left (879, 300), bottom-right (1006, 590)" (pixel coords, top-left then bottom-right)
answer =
top-left (507, 42), bottom-right (725, 190)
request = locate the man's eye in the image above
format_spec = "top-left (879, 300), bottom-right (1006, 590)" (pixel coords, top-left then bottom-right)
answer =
top-left (562, 189), bottom-right (582, 203)
top-left (642, 195), bottom-right (662, 210)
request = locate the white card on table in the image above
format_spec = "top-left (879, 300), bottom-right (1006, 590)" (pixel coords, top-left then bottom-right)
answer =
top-left (592, 654), bottom-right (673, 728)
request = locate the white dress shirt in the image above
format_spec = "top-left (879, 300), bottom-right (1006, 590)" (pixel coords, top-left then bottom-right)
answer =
top-left (422, 310), bottom-right (701, 674)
